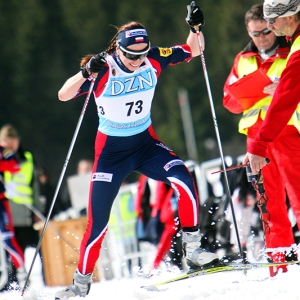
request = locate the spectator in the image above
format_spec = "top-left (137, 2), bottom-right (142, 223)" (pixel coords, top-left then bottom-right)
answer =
top-left (242, 0), bottom-right (300, 274)
top-left (76, 159), bottom-right (93, 175)
top-left (57, 158), bottom-right (94, 219)
top-left (0, 124), bottom-right (44, 255)
top-left (0, 129), bottom-right (26, 290)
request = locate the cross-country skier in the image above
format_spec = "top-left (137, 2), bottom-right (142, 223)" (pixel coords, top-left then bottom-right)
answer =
top-left (55, 2), bottom-right (220, 299)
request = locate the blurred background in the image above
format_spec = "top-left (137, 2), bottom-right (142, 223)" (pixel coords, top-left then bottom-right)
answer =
top-left (0, 0), bottom-right (259, 184)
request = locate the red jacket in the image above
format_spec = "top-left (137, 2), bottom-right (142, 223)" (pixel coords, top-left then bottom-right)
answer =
top-left (249, 28), bottom-right (300, 157)
top-left (223, 37), bottom-right (290, 114)
top-left (0, 146), bottom-right (20, 198)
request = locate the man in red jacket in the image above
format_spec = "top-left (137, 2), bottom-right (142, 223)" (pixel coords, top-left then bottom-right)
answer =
top-left (224, 3), bottom-right (299, 274)
top-left (243, 0), bottom-right (300, 273)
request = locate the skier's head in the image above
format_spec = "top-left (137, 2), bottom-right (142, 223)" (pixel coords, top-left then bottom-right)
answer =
top-left (107, 21), bottom-right (151, 72)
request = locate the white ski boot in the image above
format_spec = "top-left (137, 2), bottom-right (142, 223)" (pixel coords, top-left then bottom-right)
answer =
top-left (182, 230), bottom-right (219, 269)
top-left (16, 266), bottom-right (28, 289)
top-left (55, 269), bottom-right (92, 299)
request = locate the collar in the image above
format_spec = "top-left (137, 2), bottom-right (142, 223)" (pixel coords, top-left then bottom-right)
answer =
top-left (241, 36), bottom-right (290, 58)
top-left (286, 23), bottom-right (300, 43)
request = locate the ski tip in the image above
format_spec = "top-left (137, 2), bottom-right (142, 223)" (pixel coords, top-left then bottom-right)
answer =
top-left (141, 285), bottom-right (160, 292)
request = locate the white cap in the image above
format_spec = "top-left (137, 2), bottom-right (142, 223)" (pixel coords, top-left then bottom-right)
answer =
top-left (264, 0), bottom-right (300, 20)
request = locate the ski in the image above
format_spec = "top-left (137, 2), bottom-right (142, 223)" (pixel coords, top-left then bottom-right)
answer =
top-left (141, 260), bottom-right (300, 291)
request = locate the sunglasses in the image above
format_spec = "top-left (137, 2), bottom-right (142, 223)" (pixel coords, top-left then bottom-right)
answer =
top-left (118, 42), bottom-right (150, 61)
top-left (263, 16), bottom-right (278, 25)
top-left (121, 50), bottom-right (148, 61)
top-left (250, 28), bottom-right (272, 37)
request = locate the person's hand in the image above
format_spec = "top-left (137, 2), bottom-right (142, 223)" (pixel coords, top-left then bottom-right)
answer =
top-left (186, 1), bottom-right (204, 33)
top-left (81, 52), bottom-right (108, 78)
top-left (243, 152), bottom-right (267, 174)
top-left (263, 81), bottom-right (279, 96)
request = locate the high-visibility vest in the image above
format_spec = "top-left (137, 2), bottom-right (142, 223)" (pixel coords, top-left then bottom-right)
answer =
top-left (287, 35), bottom-right (300, 61)
top-left (4, 151), bottom-right (34, 205)
top-left (236, 55), bottom-right (300, 135)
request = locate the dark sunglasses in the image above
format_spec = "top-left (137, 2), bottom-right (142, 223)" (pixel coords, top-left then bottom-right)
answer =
top-left (263, 16), bottom-right (278, 25)
top-left (121, 50), bottom-right (148, 61)
top-left (250, 28), bottom-right (272, 37)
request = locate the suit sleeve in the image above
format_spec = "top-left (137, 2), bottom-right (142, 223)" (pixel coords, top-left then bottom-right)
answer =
top-left (248, 50), bottom-right (300, 156)
top-left (223, 53), bottom-right (244, 114)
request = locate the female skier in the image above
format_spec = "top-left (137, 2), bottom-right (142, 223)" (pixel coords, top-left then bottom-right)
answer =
top-left (55, 3), bottom-right (219, 299)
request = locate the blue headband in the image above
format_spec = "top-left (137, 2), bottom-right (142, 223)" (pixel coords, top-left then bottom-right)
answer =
top-left (117, 28), bottom-right (150, 54)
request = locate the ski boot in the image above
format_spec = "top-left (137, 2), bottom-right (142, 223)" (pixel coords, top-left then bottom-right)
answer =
top-left (182, 230), bottom-right (220, 270)
top-left (55, 269), bottom-right (92, 299)
top-left (16, 266), bottom-right (28, 289)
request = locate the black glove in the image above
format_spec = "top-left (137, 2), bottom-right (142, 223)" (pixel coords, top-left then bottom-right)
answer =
top-left (81, 52), bottom-right (107, 78)
top-left (186, 1), bottom-right (204, 33)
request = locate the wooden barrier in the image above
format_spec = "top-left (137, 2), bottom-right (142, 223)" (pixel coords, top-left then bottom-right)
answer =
top-left (40, 217), bottom-right (100, 286)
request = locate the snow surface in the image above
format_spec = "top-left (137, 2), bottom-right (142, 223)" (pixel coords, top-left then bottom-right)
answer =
top-left (1, 248), bottom-right (300, 300)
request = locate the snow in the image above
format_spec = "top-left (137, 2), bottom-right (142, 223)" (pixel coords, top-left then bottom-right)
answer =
top-left (1, 248), bottom-right (300, 300)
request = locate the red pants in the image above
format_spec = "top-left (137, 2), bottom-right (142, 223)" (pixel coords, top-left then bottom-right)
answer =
top-left (247, 126), bottom-right (300, 249)
top-left (0, 198), bottom-right (24, 268)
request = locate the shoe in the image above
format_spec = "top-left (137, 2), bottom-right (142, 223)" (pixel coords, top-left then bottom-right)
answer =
top-left (182, 230), bottom-right (219, 269)
top-left (267, 252), bottom-right (288, 274)
top-left (55, 269), bottom-right (92, 299)
top-left (285, 249), bottom-right (298, 262)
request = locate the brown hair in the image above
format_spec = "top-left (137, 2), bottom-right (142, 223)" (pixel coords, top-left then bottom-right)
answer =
top-left (0, 124), bottom-right (19, 141)
top-left (245, 4), bottom-right (264, 28)
top-left (80, 21), bottom-right (146, 66)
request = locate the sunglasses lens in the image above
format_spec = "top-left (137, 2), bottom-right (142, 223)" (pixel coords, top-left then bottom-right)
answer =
top-left (262, 28), bottom-right (271, 35)
top-left (122, 51), bottom-right (147, 61)
top-left (264, 16), bottom-right (276, 24)
top-left (252, 32), bottom-right (260, 37)
top-left (251, 28), bottom-right (271, 37)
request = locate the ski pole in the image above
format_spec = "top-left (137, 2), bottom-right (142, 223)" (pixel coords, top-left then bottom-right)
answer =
top-left (21, 72), bottom-right (98, 296)
top-left (188, 1), bottom-right (245, 263)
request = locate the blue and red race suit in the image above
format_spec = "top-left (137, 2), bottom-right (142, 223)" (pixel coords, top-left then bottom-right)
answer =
top-left (74, 45), bottom-right (199, 274)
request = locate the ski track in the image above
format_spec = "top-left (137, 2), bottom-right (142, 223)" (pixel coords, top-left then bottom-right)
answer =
top-left (1, 264), bottom-right (300, 300)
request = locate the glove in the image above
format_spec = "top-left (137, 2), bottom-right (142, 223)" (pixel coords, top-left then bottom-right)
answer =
top-left (186, 1), bottom-right (204, 33)
top-left (81, 52), bottom-right (107, 78)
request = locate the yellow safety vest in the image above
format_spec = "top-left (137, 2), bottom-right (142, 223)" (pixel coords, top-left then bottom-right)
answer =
top-left (4, 151), bottom-right (34, 205)
top-left (236, 56), bottom-right (290, 135)
top-left (287, 35), bottom-right (300, 61)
